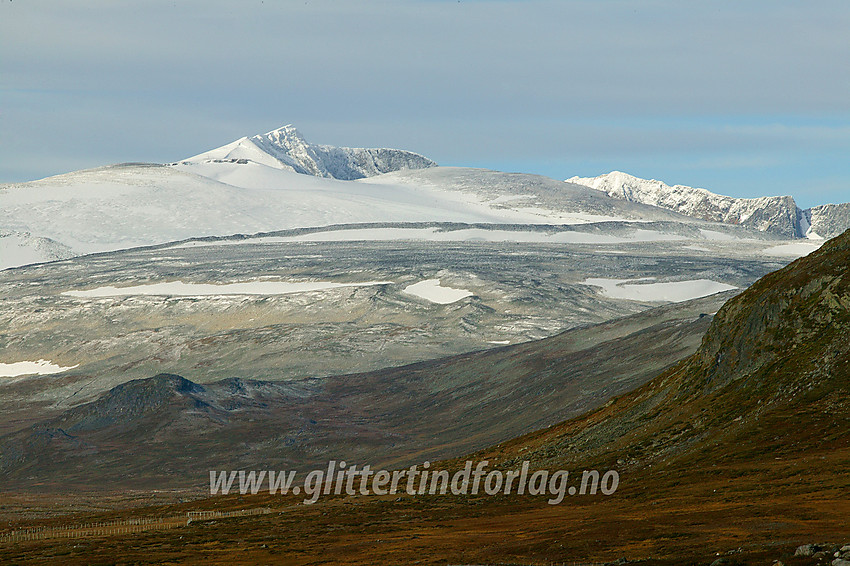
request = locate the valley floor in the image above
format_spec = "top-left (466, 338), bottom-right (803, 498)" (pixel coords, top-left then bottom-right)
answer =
top-left (0, 443), bottom-right (846, 565)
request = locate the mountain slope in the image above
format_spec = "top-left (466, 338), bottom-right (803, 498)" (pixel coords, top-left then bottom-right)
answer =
top-left (405, 228), bottom-right (849, 563)
top-left (366, 166), bottom-right (707, 224)
top-left (0, 128), bottom-right (824, 270)
top-left (0, 291), bottom-right (734, 488)
top-left (481, 228), bottom-right (850, 473)
top-left (182, 125), bottom-right (437, 180)
top-left (1, 164), bottom-right (595, 263)
top-left (0, 230), bottom-right (75, 269)
top-left (2, 236), bottom-right (846, 564)
top-left (807, 202), bottom-right (850, 240)
top-left (568, 170), bottom-right (850, 239)
top-left (1, 161), bottom-right (776, 270)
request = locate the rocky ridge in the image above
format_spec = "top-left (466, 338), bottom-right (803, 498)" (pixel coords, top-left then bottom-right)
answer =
top-left (181, 124), bottom-right (437, 180)
top-left (568, 171), bottom-right (850, 239)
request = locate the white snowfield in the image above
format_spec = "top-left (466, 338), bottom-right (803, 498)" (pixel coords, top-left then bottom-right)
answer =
top-left (402, 279), bottom-right (474, 304)
top-left (762, 241), bottom-right (824, 257)
top-left (0, 360), bottom-right (79, 378)
top-left (0, 230), bottom-right (75, 268)
top-left (1, 125), bottom-right (844, 270)
top-left (0, 163), bottom-right (649, 269)
top-left (62, 280), bottom-right (393, 298)
top-left (0, 125), bottom-right (711, 270)
top-left (582, 277), bottom-right (738, 303)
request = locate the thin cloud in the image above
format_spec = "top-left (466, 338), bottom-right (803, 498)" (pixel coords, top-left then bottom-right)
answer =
top-left (1, 0), bottom-right (847, 205)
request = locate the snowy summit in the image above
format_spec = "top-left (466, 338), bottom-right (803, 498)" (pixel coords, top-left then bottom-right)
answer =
top-left (181, 125), bottom-right (437, 180)
top-left (568, 171), bottom-right (849, 240)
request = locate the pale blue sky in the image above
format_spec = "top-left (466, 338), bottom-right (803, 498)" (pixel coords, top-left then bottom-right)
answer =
top-left (1, 0), bottom-right (848, 208)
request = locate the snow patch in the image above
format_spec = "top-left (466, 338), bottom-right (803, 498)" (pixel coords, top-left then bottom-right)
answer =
top-left (0, 360), bottom-right (79, 378)
top-left (0, 230), bottom-right (76, 270)
top-left (582, 278), bottom-right (737, 303)
top-left (762, 242), bottom-right (823, 257)
top-left (402, 279), bottom-right (473, 304)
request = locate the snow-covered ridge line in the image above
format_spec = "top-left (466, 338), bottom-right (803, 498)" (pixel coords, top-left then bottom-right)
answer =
top-left (179, 124), bottom-right (437, 180)
top-left (567, 171), bottom-right (850, 240)
top-left (0, 230), bottom-right (76, 270)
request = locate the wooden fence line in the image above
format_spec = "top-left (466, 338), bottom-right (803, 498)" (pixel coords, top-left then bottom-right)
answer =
top-left (0, 506), bottom-right (272, 544)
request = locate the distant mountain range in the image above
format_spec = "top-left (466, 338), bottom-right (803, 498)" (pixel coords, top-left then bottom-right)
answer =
top-left (0, 126), bottom-right (732, 270)
top-left (569, 170), bottom-right (850, 239)
top-left (0, 125), bottom-right (847, 270)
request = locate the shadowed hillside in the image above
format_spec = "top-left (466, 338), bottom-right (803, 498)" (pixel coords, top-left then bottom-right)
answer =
top-left (479, 229), bottom-right (850, 473)
top-left (0, 291), bottom-right (734, 490)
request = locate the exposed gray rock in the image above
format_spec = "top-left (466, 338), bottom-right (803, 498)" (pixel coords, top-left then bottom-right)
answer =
top-left (808, 203), bottom-right (850, 239)
top-left (795, 543), bottom-right (820, 556)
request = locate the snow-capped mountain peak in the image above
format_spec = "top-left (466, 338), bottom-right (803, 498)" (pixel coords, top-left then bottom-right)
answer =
top-left (573, 171), bottom-right (718, 203)
top-left (182, 125), bottom-right (437, 180)
top-left (252, 125), bottom-right (310, 159)
top-left (260, 124), bottom-right (306, 146)
top-left (567, 171), bottom-right (808, 238)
